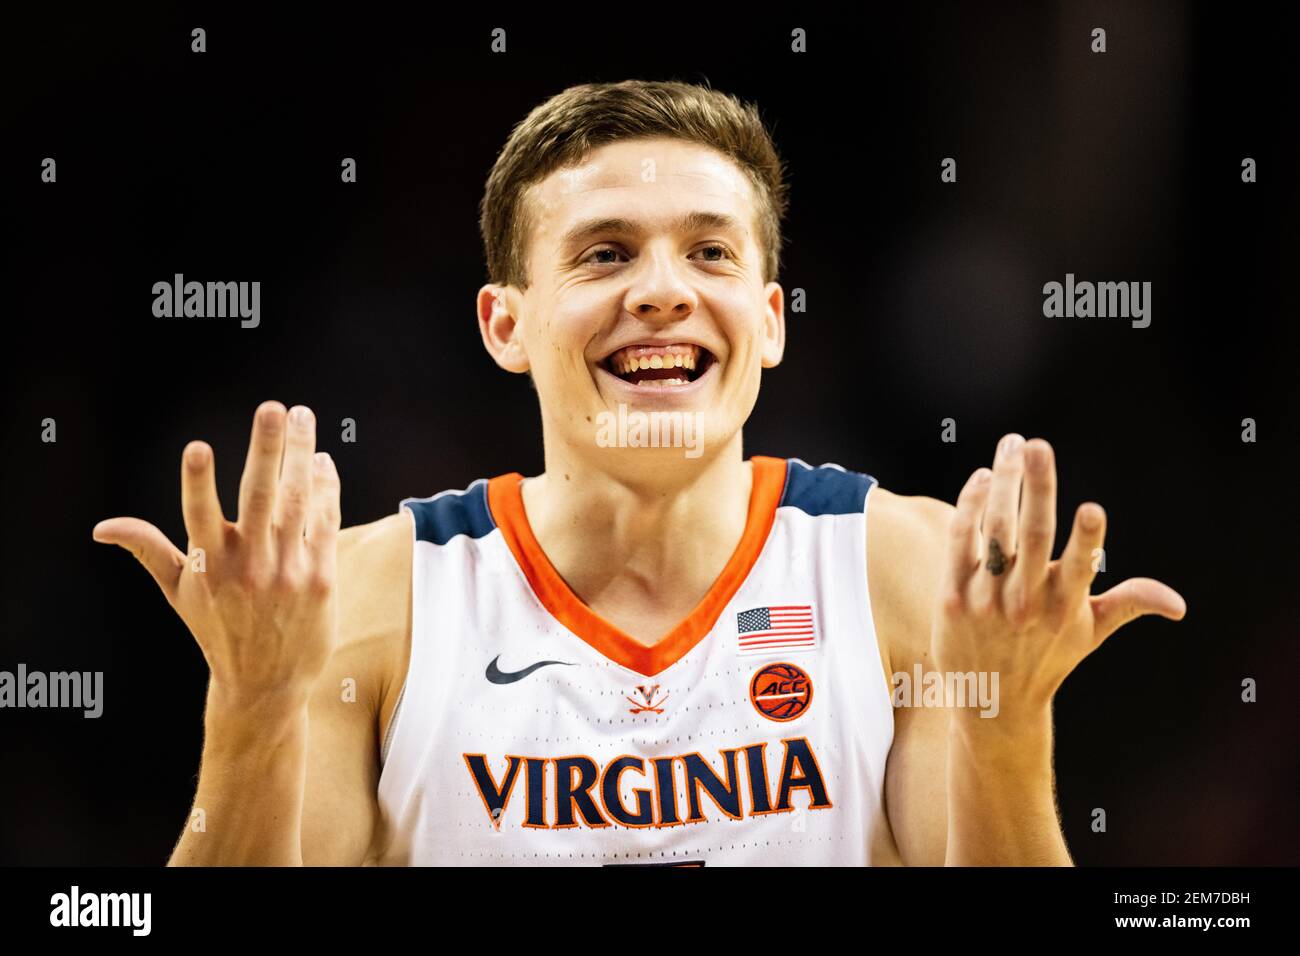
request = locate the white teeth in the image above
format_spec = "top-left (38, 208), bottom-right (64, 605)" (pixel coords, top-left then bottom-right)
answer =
top-left (609, 345), bottom-right (704, 376)
top-left (606, 344), bottom-right (712, 387)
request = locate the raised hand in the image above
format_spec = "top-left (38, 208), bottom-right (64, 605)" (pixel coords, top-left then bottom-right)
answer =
top-left (93, 401), bottom-right (341, 706)
top-left (933, 433), bottom-right (1186, 719)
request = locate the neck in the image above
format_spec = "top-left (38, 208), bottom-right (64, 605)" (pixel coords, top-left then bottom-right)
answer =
top-left (520, 430), bottom-right (753, 645)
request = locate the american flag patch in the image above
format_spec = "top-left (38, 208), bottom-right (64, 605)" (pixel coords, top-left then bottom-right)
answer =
top-left (736, 605), bottom-right (817, 655)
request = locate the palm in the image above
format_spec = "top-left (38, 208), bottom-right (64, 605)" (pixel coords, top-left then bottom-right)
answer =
top-left (92, 401), bottom-right (342, 702)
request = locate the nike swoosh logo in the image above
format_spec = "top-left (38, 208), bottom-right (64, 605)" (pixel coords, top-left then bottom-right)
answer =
top-left (485, 655), bottom-right (575, 685)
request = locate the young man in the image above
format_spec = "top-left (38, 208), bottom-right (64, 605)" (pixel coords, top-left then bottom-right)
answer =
top-left (93, 80), bottom-right (1186, 866)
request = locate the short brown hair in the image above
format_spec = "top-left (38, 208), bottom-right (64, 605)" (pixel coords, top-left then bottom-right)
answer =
top-left (479, 79), bottom-right (790, 290)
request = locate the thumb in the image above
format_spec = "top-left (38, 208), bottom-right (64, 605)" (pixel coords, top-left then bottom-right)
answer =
top-left (93, 517), bottom-right (186, 603)
top-left (1090, 576), bottom-right (1187, 646)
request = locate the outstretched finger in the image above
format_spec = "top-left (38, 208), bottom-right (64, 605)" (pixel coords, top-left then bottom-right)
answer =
top-left (1014, 439), bottom-right (1057, 588)
top-left (306, 453), bottom-right (340, 576)
top-left (1090, 577), bottom-right (1187, 646)
top-left (1056, 502), bottom-right (1107, 602)
top-left (180, 441), bottom-right (225, 552)
top-left (944, 468), bottom-right (993, 597)
top-left (981, 434), bottom-right (1027, 574)
top-left (238, 400), bottom-right (287, 538)
top-left (92, 517), bottom-right (186, 603)
top-left (275, 406), bottom-right (316, 550)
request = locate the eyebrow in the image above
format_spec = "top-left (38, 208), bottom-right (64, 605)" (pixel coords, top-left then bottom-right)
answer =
top-left (559, 210), bottom-right (746, 252)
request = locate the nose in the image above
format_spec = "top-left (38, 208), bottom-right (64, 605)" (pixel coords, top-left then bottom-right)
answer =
top-left (624, 246), bottom-right (698, 322)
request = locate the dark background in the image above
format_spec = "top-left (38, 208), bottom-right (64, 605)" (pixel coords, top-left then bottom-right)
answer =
top-left (3, 5), bottom-right (1296, 865)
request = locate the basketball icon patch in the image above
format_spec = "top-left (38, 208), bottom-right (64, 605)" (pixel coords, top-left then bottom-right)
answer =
top-left (749, 661), bottom-right (813, 722)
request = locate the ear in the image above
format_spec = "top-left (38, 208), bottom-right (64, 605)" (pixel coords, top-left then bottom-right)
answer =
top-left (477, 284), bottom-right (530, 374)
top-left (760, 281), bottom-right (786, 368)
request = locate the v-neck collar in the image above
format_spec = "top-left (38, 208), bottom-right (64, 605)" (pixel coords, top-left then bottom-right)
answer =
top-left (486, 456), bottom-right (788, 677)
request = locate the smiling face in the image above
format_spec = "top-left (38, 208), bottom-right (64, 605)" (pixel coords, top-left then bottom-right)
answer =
top-left (478, 136), bottom-right (785, 469)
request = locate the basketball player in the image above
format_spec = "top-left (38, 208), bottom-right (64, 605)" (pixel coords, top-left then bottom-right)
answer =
top-left (92, 80), bottom-right (1186, 866)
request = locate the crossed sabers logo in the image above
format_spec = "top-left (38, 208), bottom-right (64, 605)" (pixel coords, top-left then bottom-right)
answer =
top-left (626, 683), bottom-right (670, 715)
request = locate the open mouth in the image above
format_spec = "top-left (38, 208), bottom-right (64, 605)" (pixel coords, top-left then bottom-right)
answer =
top-left (599, 343), bottom-right (716, 388)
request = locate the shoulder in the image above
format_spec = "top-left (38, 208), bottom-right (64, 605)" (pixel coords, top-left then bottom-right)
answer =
top-left (865, 485), bottom-right (955, 671)
top-left (338, 510), bottom-right (413, 636)
top-left (339, 510), bottom-right (413, 578)
top-left (867, 484), bottom-right (955, 543)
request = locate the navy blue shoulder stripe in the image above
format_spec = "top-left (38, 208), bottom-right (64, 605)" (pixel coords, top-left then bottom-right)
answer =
top-left (778, 459), bottom-right (877, 516)
top-left (401, 479), bottom-right (496, 545)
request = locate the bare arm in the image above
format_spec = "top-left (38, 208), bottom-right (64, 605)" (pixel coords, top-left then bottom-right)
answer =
top-left (935, 435), bottom-right (1184, 865)
top-left (167, 514), bottom-right (409, 866)
top-left (944, 703), bottom-right (1068, 865)
top-left (169, 687), bottom-right (312, 865)
top-left (875, 481), bottom-right (1074, 866)
top-left (870, 489), bottom-right (952, 866)
top-left (300, 512), bottom-right (412, 866)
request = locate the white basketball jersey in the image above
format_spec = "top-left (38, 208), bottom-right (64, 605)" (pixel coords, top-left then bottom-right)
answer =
top-left (375, 456), bottom-right (895, 866)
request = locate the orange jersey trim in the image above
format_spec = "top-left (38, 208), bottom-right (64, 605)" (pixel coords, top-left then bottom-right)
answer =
top-left (486, 456), bottom-right (788, 677)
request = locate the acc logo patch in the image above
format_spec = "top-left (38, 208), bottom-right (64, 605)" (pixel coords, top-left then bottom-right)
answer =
top-left (749, 661), bottom-right (813, 722)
